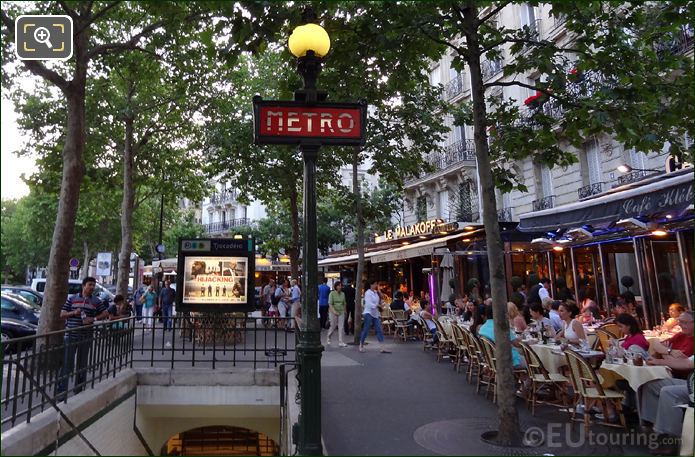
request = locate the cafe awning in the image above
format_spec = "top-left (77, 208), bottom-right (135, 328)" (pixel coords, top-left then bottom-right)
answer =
top-left (317, 248), bottom-right (394, 267)
top-left (369, 232), bottom-right (464, 264)
top-left (517, 171), bottom-right (693, 233)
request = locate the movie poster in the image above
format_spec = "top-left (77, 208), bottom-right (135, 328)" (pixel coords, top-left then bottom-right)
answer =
top-left (181, 256), bottom-right (248, 304)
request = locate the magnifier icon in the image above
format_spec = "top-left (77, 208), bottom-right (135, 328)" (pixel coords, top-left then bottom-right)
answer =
top-left (33, 27), bottom-right (53, 49)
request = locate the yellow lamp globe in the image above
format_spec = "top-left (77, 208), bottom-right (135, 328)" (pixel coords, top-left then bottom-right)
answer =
top-left (288, 23), bottom-right (331, 58)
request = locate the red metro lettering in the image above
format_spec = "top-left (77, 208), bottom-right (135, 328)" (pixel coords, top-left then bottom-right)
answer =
top-left (261, 106), bottom-right (361, 138)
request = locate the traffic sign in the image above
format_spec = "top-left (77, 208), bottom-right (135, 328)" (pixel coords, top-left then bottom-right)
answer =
top-left (69, 257), bottom-right (79, 268)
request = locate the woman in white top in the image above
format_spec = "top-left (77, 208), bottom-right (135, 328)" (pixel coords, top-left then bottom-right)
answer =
top-left (359, 280), bottom-right (390, 353)
top-left (554, 302), bottom-right (587, 345)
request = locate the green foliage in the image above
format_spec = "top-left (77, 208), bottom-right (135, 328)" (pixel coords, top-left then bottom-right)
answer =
top-left (163, 209), bottom-right (205, 256)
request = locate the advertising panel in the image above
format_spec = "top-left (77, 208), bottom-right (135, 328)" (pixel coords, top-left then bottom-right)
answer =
top-left (176, 238), bottom-right (255, 313)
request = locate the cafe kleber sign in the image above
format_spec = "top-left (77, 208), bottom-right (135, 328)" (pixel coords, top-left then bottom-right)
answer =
top-left (253, 98), bottom-right (367, 146)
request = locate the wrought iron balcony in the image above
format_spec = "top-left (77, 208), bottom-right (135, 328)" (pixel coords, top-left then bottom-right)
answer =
top-left (578, 182), bottom-right (604, 200)
top-left (481, 58), bottom-right (504, 81)
top-left (655, 24), bottom-right (694, 57)
top-left (497, 207), bottom-right (513, 222)
top-left (540, 98), bottom-right (565, 119)
top-left (532, 195), bottom-right (555, 212)
top-left (209, 189), bottom-right (237, 205)
top-left (428, 139), bottom-right (476, 171)
top-left (444, 74), bottom-right (467, 100)
top-left (615, 170), bottom-right (660, 187)
top-left (205, 218), bottom-right (251, 234)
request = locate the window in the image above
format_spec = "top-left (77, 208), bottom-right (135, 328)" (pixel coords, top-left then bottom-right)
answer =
top-left (535, 162), bottom-right (554, 198)
top-left (520, 3), bottom-right (537, 30)
top-left (629, 148), bottom-right (648, 170)
top-left (430, 66), bottom-right (441, 86)
top-left (453, 124), bottom-right (466, 143)
top-left (585, 138), bottom-right (602, 185)
top-left (455, 183), bottom-right (473, 222)
top-left (416, 196), bottom-right (428, 222)
top-left (438, 190), bottom-right (450, 220)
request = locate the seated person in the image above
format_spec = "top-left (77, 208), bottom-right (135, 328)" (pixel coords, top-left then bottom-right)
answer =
top-left (663, 303), bottom-right (686, 333)
top-left (651, 311), bottom-right (694, 360)
top-left (543, 298), bottom-right (563, 333)
top-left (529, 303), bottom-right (555, 337)
top-left (419, 305), bottom-right (438, 344)
top-left (554, 302), bottom-right (588, 346)
top-left (507, 301), bottom-right (527, 332)
top-left (615, 313), bottom-right (650, 357)
top-left (478, 305), bottom-right (525, 369)
top-left (391, 291), bottom-right (408, 314)
top-left (641, 356), bottom-right (694, 455)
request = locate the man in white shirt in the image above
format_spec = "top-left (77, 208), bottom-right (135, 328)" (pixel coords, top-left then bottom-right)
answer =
top-left (358, 280), bottom-right (390, 353)
top-left (288, 279), bottom-right (301, 331)
top-left (538, 278), bottom-right (551, 302)
top-left (543, 298), bottom-right (563, 333)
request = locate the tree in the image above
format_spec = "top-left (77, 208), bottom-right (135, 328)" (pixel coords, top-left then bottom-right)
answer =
top-left (2, 1), bottom-right (289, 334)
top-left (163, 209), bottom-right (205, 255)
top-left (394, 0), bottom-right (693, 445)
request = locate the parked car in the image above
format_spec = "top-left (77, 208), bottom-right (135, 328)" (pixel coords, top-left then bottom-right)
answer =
top-left (0, 285), bottom-right (43, 307)
top-left (30, 278), bottom-right (114, 303)
top-left (1, 292), bottom-right (41, 325)
top-left (1, 317), bottom-right (37, 353)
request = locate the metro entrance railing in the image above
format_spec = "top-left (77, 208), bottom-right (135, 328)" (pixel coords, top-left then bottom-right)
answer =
top-left (1, 315), bottom-right (296, 430)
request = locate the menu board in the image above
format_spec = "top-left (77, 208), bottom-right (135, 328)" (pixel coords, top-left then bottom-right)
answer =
top-left (182, 257), bottom-right (248, 304)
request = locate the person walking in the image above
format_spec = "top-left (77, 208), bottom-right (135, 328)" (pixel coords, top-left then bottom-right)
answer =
top-left (159, 280), bottom-right (176, 331)
top-left (55, 277), bottom-right (109, 399)
top-left (318, 277), bottom-right (331, 329)
top-left (139, 285), bottom-right (157, 331)
top-left (289, 279), bottom-right (301, 331)
top-left (343, 279), bottom-right (356, 335)
top-left (133, 283), bottom-right (146, 322)
top-left (359, 279), bottom-right (390, 353)
top-left (327, 281), bottom-right (347, 347)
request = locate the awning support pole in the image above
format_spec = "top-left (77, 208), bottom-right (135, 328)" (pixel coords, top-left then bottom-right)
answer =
top-left (676, 231), bottom-right (693, 309)
top-left (570, 247), bottom-right (580, 304)
top-left (598, 243), bottom-right (610, 311)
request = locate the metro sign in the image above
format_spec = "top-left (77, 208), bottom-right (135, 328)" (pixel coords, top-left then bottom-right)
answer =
top-left (253, 98), bottom-right (366, 146)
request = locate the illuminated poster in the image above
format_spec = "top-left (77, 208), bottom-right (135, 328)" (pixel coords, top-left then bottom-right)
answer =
top-left (182, 256), bottom-right (248, 304)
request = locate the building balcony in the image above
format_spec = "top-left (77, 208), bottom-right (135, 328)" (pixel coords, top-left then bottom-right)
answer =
top-left (209, 189), bottom-right (237, 206)
top-left (532, 195), bottom-right (555, 212)
top-left (428, 139), bottom-right (476, 171)
top-left (578, 182), bottom-right (605, 200)
top-left (481, 58), bottom-right (504, 81)
top-left (497, 207), bottom-right (513, 222)
top-left (444, 74), bottom-right (467, 100)
top-left (655, 24), bottom-right (694, 56)
top-left (615, 170), bottom-right (661, 187)
top-left (205, 218), bottom-right (251, 234)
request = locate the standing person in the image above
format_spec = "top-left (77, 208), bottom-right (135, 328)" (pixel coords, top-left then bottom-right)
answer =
top-left (139, 285), bottom-right (157, 331)
top-left (343, 279), bottom-right (356, 336)
top-left (55, 277), bottom-right (109, 399)
top-left (262, 279), bottom-right (276, 317)
top-left (289, 279), bottom-right (301, 331)
top-left (318, 277), bottom-right (331, 330)
top-left (275, 280), bottom-right (290, 330)
top-left (359, 279), bottom-right (390, 353)
top-left (159, 280), bottom-right (176, 331)
top-left (326, 281), bottom-right (347, 347)
top-left (133, 282), bottom-right (147, 322)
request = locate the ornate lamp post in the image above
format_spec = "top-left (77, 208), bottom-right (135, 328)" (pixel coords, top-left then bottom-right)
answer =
top-left (288, 16), bottom-right (330, 456)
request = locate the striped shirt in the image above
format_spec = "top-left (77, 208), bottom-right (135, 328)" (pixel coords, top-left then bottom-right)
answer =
top-left (63, 293), bottom-right (108, 337)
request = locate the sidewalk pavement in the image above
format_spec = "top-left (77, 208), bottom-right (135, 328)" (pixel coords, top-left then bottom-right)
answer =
top-left (320, 335), bottom-right (653, 456)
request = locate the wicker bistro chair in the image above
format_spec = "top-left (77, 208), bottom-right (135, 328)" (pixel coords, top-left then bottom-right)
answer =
top-left (380, 307), bottom-right (394, 335)
top-left (411, 313), bottom-right (435, 350)
top-left (520, 342), bottom-right (570, 416)
top-left (595, 327), bottom-right (618, 354)
top-left (461, 327), bottom-right (482, 384)
top-left (564, 349), bottom-right (626, 429)
top-left (449, 323), bottom-right (470, 373)
top-left (478, 336), bottom-right (499, 402)
top-left (390, 309), bottom-right (410, 343)
top-left (599, 323), bottom-right (620, 338)
top-left (433, 318), bottom-right (456, 363)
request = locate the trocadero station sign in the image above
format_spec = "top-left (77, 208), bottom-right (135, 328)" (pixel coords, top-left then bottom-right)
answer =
top-left (253, 97), bottom-right (367, 146)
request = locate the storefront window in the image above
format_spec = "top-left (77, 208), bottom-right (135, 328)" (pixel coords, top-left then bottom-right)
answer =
top-left (650, 239), bottom-right (688, 315)
top-left (573, 245), bottom-right (606, 311)
top-left (600, 241), bottom-right (642, 311)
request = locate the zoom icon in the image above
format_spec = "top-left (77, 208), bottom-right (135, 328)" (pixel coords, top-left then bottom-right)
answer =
top-left (15, 15), bottom-right (73, 60)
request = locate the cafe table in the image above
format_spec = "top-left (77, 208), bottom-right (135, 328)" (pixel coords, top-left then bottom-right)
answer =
top-left (529, 342), bottom-right (604, 374)
top-left (599, 361), bottom-right (673, 425)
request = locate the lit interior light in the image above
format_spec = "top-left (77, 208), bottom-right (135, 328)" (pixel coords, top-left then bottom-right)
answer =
top-left (552, 246), bottom-right (564, 251)
top-left (665, 214), bottom-right (673, 219)
top-left (651, 230), bottom-right (668, 236)
top-left (462, 238), bottom-right (471, 242)
top-left (418, 236), bottom-right (427, 239)
top-left (464, 226), bottom-right (475, 231)
top-left (402, 241), bottom-right (410, 245)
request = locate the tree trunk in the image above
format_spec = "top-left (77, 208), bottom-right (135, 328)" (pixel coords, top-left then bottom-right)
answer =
top-left (464, 6), bottom-right (522, 446)
top-left (117, 115), bottom-right (136, 298)
top-left (80, 240), bottom-right (89, 280)
top-left (352, 148), bottom-right (364, 344)
top-left (288, 188), bottom-right (301, 281)
top-left (38, 61), bottom-right (88, 336)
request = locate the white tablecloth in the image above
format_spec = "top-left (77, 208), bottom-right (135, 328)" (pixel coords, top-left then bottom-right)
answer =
top-left (529, 343), bottom-right (603, 374)
top-left (599, 362), bottom-right (672, 391)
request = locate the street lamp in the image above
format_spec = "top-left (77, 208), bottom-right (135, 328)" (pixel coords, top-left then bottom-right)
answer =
top-left (289, 11), bottom-right (329, 456)
top-left (616, 163), bottom-right (660, 173)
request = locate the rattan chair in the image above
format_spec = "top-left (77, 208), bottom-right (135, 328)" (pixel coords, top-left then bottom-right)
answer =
top-left (594, 327), bottom-right (617, 354)
top-left (449, 323), bottom-right (470, 373)
top-left (478, 336), bottom-right (498, 402)
top-left (564, 349), bottom-right (626, 429)
top-left (412, 313), bottom-right (434, 350)
top-left (461, 327), bottom-right (482, 384)
top-left (520, 342), bottom-right (570, 416)
top-left (599, 323), bottom-right (620, 338)
top-left (390, 309), bottom-right (410, 343)
top-left (433, 318), bottom-right (456, 362)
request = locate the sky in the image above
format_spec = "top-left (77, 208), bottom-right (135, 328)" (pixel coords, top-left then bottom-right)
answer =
top-left (1, 96), bottom-right (34, 200)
